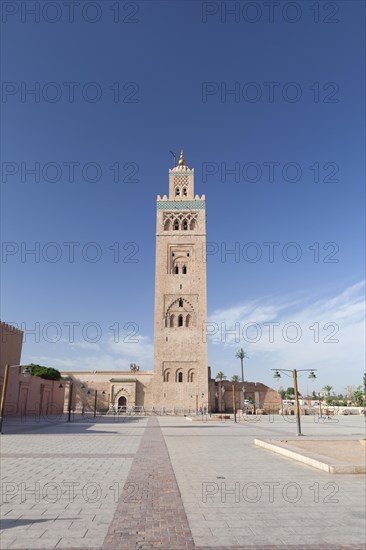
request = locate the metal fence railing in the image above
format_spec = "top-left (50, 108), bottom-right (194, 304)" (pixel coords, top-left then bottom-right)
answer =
top-left (105, 406), bottom-right (198, 417)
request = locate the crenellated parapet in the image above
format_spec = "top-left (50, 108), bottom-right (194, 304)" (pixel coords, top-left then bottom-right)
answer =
top-left (0, 322), bottom-right (24, 369)
top-left (0, 321), bottom-right (24, 337)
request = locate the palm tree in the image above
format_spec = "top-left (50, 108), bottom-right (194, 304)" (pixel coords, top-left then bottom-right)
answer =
top-left (235, 348), bottom-right (248, 382)
top-left (216, 371), bottom-right (226, 382)
top-left (322, 385), bottom-right (333, 397)
top-left (231, 375), bottom-right (240, 383)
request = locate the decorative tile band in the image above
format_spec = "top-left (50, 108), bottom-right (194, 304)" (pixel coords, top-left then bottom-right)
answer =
top-left (157, 200), bottom-right (205, 210)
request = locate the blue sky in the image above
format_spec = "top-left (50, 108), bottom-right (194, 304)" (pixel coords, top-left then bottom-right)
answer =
top-left (1, 0), bottom-right (365, 394)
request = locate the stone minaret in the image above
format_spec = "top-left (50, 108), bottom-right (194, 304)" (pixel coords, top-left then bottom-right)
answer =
top-left (151, 151), bottom-right (209, 412)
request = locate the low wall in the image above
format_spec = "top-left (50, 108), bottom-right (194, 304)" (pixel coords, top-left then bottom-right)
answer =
top-left (0, 366), bottom-right (65, 417)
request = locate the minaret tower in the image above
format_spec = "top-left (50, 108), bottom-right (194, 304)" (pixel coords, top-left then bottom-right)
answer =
top-left (152, 151), bottom-right (209, 411)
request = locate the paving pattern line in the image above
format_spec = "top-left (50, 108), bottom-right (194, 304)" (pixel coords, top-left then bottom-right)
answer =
top-left (102, 417), bottom-right (195, 550)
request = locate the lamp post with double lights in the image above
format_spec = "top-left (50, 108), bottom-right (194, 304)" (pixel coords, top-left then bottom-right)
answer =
top-left (0, 364), bottom-right (32, 433)
top-left (272, 369), bottom-right (317, 436)
top-left (220, 385), bottom-right (225, 413)
top-left (241, 385), bottom-right (247, 419)
top-left (82, 386), bottom-right (106, 417)
top-left (232, 382), bottom-right (237, 422)
top-left (86, 389), bottom-right (97, 417)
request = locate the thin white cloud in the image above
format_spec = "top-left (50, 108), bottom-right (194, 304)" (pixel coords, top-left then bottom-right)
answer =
top-left (69, 341), bottom-right (101, 351)
top-left (29, 333), bottom-right (154, 372)
top-left (207, 281), bottom-right (365, 392)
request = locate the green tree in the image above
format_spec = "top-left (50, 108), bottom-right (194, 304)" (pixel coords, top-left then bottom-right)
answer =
top-left (235, 348), bottom-right (249, 383)
top-left (285, 387), bottom-right (301, 398)
top-left (353, 386), bottom-right (365, 406)
top-left (231, 375), bottom-right (240, 383)
top-left (215, 371), bottom-right (226, 381)
top-left (345, 385), bottom-right (355, 401)
top-left (278, 386), bottom-right (286, 399)
top-left (330, 394), bottom-right (347, 406)
top-left (27, 363), bottom-right (61, 381)
top-left (322, 385), bottom-right (333, 397)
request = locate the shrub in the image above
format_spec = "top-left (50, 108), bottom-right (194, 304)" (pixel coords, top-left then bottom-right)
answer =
top-left (28, 364), bottom-right (61, 381)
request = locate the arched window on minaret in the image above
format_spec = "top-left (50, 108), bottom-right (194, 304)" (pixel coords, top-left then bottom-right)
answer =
top-left (177, 371), bottom-right (183, 383)
top-left (175, 187), bottom-right (180, 196)
top-left (178, 315), bottom-right (183, 327)
top-left (164, 219), bottom-right (171, 231)
top-left (170, 314), bottom-right (175, 327)
top-left (182, 265), bottom-right (187, 274)
top-left (182, 220), bottom-right (188, 231)
top-left (182, 187), bottom-right (187, 197)
top-left (190, 219), bottom-right (196, 230)
top-left (174, 265), bottom-right (179, 275)
top-left (186, 314), bottom-right (191, 327)
top-left (173, 220), bottom-right (179, 230)
top-left (188, 370), bottom-right (194, 383)
top-left (178, 298), bottom-right (183, 307)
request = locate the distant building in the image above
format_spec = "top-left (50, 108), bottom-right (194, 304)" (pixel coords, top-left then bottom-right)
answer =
top-left (60, 366), bottom-right (280, 415)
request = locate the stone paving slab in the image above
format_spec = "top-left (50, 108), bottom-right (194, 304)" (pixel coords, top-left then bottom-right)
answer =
top-left (0, 419), bottom-right (148, 549)
top-left (254, 439), bottom-right (366, 473)
top-left (1, 415), bottom-right (366, 549)
top-left (160, 416), bottom-right (366, 547)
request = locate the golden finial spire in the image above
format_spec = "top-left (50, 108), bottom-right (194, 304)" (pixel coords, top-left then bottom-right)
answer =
top-left (178, 150), bottom-right (185, 166)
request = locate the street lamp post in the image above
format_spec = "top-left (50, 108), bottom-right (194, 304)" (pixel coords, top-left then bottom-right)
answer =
top-left (67, 380), bottom-right (74, 422)
top-left (318, 392), bottom-right (322, 418)
top-left (232, 383), bottom-right (237, 423)
top-left (57, 378), bottom-right (74, 421)
top-left (272, 369), bottom-right (316, 436)
top-left (93, 389), bottom-right (98, 418)
top-left (221, 385), bottom-right (225, 414)
top-left (81, 386), bottom-right (106, 417)
top-left (0, 364), bottom-right (32, 434)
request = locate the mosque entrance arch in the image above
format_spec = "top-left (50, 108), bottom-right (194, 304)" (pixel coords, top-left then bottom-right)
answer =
top-left (117, 395), bottom-right (127, 409)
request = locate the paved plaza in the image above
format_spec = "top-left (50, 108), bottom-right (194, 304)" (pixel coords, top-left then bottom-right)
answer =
top-left (0, 414), bottom-right (365, 549)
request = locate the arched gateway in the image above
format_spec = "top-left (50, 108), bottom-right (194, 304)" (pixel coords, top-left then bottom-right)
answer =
top-left (117, 395), bottom-right (127, 409)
